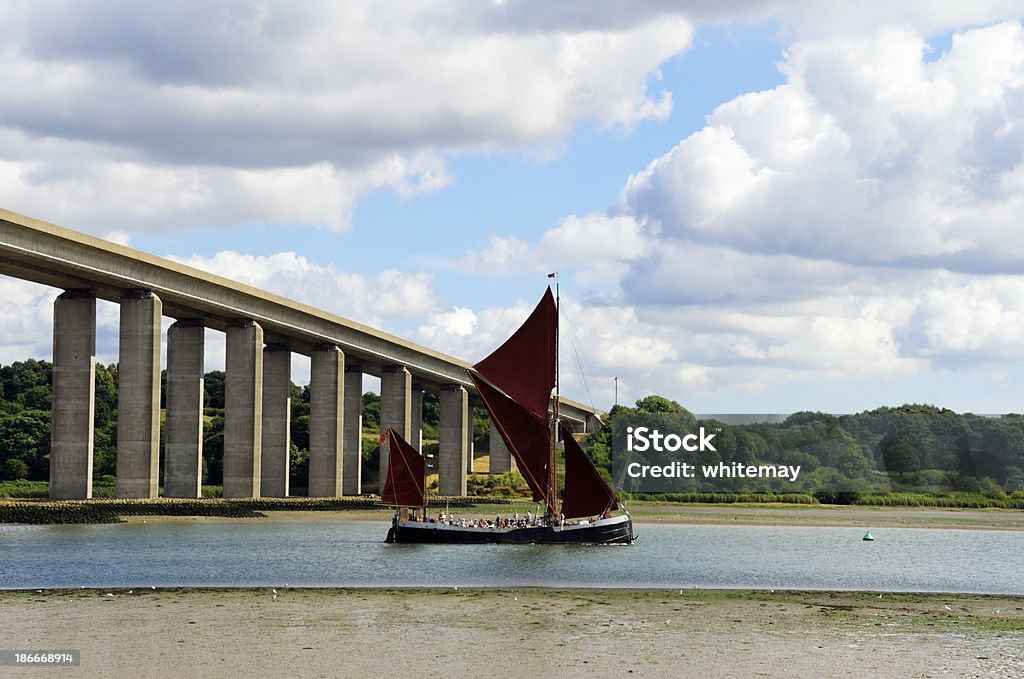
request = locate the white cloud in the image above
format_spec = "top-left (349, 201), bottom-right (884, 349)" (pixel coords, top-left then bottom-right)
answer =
top-left (0, 279), bottom-right (59, 364)
top-left (171, 251), bottom-right (438, 327)
top-left (0, 141), bottom-right (450, 232)
top-left (623, 22), bottom-right (1024, 272)
top-left (0, 1), bottom-right (692, 233)
top-left (462, 212), bottom-right (648, 286)
top-left (909, 274), bottom-right (1024, 359)
top-left (774, 0), bottom-right (1024, 39)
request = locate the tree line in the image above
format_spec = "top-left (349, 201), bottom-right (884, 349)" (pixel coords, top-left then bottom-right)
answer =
top-left (6, 357), bottom-right (1019, 501)
top-left (584, 396), bottom-right (1024, 498)
top-left (0, 359), bottom-right (490, 493)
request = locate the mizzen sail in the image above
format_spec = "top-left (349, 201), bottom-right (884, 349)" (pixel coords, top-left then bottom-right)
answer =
top-left (380, 427), bottom-right (427, 508)
top-left (560, 424), bottom-right (617, 519)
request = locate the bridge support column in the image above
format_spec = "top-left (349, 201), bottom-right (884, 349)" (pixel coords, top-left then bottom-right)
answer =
top-left (489, 419), bottom-right (516, 474)
top-left (342, 365), bottom-right (363, 495)
top-left (467, 413), bottom-right (475, 475)
top-left (410, 384), bottom-right (423, 452)
top-left (309, 345), bottom-right (344, 497)
top-left (164, 320), bottom-right (204, 498)
top-left (116, 290), bottom-right (162, 498)
top-left (379, 365), bottom-right (411, 492)
top-left (50, 290), bottom-right (96, 499)
top-left (439, 384), bottom-right (468, 497)
top-left (223, 319), bottom-right (263, 498)
top-left (260, 344), bottom-right (291, 497)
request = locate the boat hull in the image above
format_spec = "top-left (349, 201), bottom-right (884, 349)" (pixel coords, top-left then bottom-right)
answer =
top-left (386, 514), bottom-right (633, 545)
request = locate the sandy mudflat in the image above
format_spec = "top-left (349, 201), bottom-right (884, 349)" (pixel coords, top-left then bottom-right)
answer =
top-left (2, 588), bottom-right (1022, 678)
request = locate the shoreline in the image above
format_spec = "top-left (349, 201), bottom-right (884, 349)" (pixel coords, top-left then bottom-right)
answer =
top-left (108, 503), bottom-right (1024, 531)
top-left (4, 499), bottom-right (1023, 530)
top-left (3, 587), bottom-right (1021, 677)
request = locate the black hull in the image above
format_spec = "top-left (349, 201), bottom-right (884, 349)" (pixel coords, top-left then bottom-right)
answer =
top-left (386, 515), bottom-right (633, 545)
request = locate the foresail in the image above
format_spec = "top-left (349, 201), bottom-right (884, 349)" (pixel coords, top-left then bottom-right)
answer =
top-left (560, 424), bottom-right (617, 519)
top-left (470, 371), bottom-right (551, 503)
top-left (380, 426), bottom-right (427, 508)
top-left (473, 287), bottom-right (556, 421)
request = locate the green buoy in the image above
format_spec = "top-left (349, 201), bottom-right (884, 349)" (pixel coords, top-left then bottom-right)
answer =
top-left (863, 531), bottom-right (875, 541)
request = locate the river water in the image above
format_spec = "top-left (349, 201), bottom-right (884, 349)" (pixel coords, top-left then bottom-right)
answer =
top-left (1, 520), bottom-right (1021, 593)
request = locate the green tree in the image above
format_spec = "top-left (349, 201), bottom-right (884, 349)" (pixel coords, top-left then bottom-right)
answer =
top-left (422, 392), bottom-right (439, 440)
top-left (1, 359), bottom-right (51, 402)
top-left (882, 439), bottom-right (921, 479)
top-left (1004, 466), bottom-right (1024, 493)
top-left (20, 385), bottom-right (51, 411)
top-left (362, 392), bottom-right (380, 429)
top-left (204, 371), bottom-right (226, 409)
top-left (635, 395), bottom-right (686, 413)
top-left (289, 445), bottom-right (309, 495)
top-left (1, 457), bottom-right (30, 481)
top-left (203, 416), bottom-right (225, 485)
top-left (0, 410), bottom-right (51, 480)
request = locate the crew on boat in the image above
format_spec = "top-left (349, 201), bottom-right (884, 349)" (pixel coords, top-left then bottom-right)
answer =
top-left (403, 508), bottom-right (612, 530)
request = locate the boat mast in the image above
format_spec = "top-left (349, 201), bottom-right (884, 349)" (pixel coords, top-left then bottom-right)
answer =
top-left (550, 275), bottom-right (560, 520)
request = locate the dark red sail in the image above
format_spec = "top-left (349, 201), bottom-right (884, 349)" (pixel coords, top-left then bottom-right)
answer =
top-left (470, 371), bottom-right (551, 503)
top-left (473, 288), bottom-right (556, 421)
top-left (380, 427), bottom-right (426, 508)
top-left (560, 425), bottom-right (617, 519)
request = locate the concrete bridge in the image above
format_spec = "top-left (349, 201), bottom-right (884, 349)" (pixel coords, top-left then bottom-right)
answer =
top-left (0, 208), bottom-right (603, 500)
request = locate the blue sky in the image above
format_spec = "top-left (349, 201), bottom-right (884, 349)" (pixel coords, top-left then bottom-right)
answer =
top-left (130, 21), bottom-right (789, 284)
top-left (3, 1), bottom-right (1024, 414)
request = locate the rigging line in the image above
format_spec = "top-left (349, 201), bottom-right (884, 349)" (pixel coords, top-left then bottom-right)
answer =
top-left (562, 309), bottom-right (596, 412)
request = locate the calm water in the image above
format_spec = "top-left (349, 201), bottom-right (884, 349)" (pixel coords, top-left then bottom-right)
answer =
top-left (0, 520), bottom-right (1021, 593)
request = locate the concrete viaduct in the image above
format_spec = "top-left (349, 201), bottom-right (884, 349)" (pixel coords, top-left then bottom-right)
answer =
top-left (0, 208), bottom-right (603, 500)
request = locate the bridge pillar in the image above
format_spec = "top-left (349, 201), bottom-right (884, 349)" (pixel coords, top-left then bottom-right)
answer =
top-left (164, 319), bottom-right (204, 498)
top-left (309, 344), bottom-right (344, 497)
top-left (223, 319), bottom-right (263, 498)
top-left (438, 384), bottom-right (468, 496)
top-left (49, 290), bottom-right (96, 499)
top-left (488, 419), bottom-right (516, 474)
top-left (467, 406), bottom-right (475, 474)
top-left (379, 365), bottom-right (411, 493)
top-left (260, 344), bottom-right (291, 497)
top-left (342, 365), bottom-right (363, 495)
top-left (410, 383), bottom-right (423, 452)
top-left (116, 290), bottom-right (162, 498)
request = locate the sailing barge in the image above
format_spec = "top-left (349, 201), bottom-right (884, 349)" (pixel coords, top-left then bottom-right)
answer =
top-left (383, 287), bottom-right (633, 545)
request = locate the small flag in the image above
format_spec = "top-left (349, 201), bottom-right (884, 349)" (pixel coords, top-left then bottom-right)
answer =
top-left (547, 272), bottom-right (557, 278)
top-left (380, 432), bottom-right (388, 445)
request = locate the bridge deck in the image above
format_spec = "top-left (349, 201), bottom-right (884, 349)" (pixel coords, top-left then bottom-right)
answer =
top-left (0, 208), bottom-right (601, 425)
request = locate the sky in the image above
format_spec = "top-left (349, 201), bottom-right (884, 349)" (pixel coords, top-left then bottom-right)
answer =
top-left (3, 0), bottom-right (1024, 414)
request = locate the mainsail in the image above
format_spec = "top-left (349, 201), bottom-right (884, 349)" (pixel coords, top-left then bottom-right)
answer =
top-left (560, 424), bottom-right (617, 519)
top-left (380, 427), bottom-right (426, 508)
top-left (470, 372), bottom-right (551, 503)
